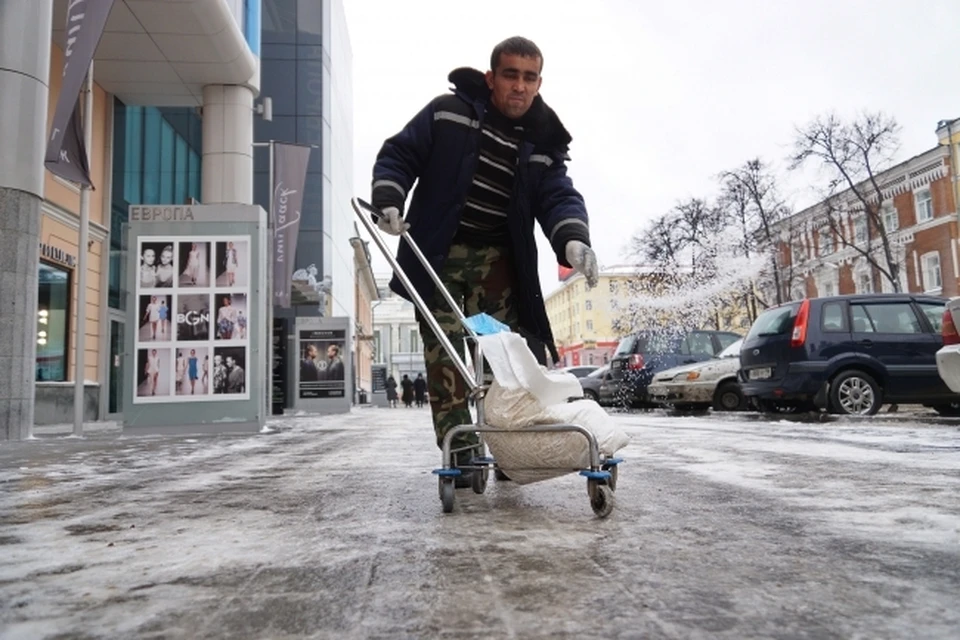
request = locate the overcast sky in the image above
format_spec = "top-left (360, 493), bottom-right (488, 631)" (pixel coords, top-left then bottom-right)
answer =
top-left (343, 0), bottom-right (960, 296)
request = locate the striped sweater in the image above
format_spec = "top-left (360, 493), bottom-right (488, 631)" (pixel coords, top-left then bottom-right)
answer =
top-left (451, 106), bottom-right (525, 247)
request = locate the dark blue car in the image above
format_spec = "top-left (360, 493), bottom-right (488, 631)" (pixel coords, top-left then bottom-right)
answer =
top-left (606, 329), bottom-right (742, 408)
top-left (739, 293), bottom-right (960, 415)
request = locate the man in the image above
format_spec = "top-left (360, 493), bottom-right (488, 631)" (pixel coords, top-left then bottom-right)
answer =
top-left (370, 36), bottom-right (599, 481)
top-left (325, 344), bottom-right (344, 381)
top-left (414, 373), bottom-right (427, 408)
top-left (300, 344), bottom-right (320, 382)
top-left (226, 356), bottom-right (245, 394)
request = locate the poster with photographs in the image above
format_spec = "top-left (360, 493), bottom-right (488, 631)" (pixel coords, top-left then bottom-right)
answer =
top-left (177, 241), bottom-right (211, 288)
top-left (139, 242), bottom-right (175, 289)
top-left (136, 348), bottom-right (172, 398)
top-left (214, 293), bottom-right (248, 340)
top-left (215, 240), bottom-right (249, 288)
top-left (175, 294), bottom-right (210, 341)
top-left (133, 235), bottom-right (251, 403)
top-left (138, 294), bottom-right (172, 342)
top-left (213, 346), bottom-right (247, 395)
top-left (174, 346), bottom-right (211, 397)
top-left (298, 328), bottom-right (347, 399)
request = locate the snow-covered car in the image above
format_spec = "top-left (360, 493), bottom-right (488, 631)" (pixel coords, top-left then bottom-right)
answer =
top-left (647, 338), bottom-right (746, 411)
top-left (936, 296), bottom-right (960, 393)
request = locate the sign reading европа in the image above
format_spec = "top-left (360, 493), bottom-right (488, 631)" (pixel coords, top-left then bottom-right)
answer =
top-left (129, 206), bottom-right (195, 222)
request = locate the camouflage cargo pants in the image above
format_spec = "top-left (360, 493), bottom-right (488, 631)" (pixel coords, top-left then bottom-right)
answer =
top-left (416, 243), bottom-right (519, 453)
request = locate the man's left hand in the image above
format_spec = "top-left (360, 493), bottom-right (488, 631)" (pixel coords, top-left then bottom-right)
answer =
top-left (565, 241), bottom-right (599, 289)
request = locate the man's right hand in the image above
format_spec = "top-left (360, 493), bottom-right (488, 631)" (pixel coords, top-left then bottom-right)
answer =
top-left (376, 206), bottom-right (410, 236)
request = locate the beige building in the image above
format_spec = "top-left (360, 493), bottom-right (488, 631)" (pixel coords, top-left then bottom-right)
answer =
top-left (34, 42), bottom-right (112, 422)
top-left (350, 233), bottom-right (379, 400)
top-left (544, 266), bottom-right (652, 367)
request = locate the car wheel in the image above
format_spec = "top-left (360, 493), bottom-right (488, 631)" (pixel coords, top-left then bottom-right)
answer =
top-left (829, 370), bottom-right (881, 416)
top-left (583, 389), bottom-right (598, 402)
top-left (713, 382), bottom-right (746, 412)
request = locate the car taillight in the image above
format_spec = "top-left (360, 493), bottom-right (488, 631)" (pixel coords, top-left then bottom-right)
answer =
top-left (790, 299), bottom-right (810, 348)
top-left (943, 308), bottom-right (960, 345)
top-left (628, 354), bottom-right (645, 370)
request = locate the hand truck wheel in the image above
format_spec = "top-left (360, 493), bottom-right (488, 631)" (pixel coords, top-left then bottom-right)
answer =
top-left (590, 484), bottom-right (615, 518)
top-left (440, 478), bottom-right (456, 513)
top-left (471, 466), bottom-right (488, 494)
top-left (606, 464), bottom-right (618, 491)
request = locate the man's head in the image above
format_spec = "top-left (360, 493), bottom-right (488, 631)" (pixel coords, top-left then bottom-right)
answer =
top-left (486, 36), bottom-right (543, 120)
top-left (327, 344), bottom-right (340, 359)
top-left (306, 344), bottom-right (317, 360)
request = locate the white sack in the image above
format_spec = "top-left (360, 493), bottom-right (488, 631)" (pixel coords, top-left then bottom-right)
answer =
top-left (476, 332), bottom-right (630, 485)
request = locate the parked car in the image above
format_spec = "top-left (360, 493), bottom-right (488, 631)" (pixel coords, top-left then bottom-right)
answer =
top-left (935, 296), bottom-right (960, 393)
top-left (647, 338), bottom-right (746, 411)
top-left (739, 293), bottom-right (960, 415)
top-left (559, 365), bottom-right (599, 379)
top-left (578, 365), bottom-right (610, 403)
top-left (605, 329), bottom-right (743, 407)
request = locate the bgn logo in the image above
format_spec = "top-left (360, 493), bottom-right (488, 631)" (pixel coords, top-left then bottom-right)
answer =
top-left (177, 311), bottom-right (209, 326)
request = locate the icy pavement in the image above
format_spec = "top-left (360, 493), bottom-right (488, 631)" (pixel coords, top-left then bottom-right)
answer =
top-left (1, 409), bottom-right (958, 639)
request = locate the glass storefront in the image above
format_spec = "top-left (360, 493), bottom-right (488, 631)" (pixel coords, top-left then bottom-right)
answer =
top-left (110, 100), bottom-right (203, 311)
top-left (108, 100), bottom-right (203, 413)
top-left (108, 319), bottom-right (125, 415)
top-left (36, 262), bottom-right (71, 382)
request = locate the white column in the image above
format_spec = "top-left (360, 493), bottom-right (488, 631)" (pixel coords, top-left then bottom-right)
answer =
top-left (0, 0), bottom-right (53, 440)
top-left (201, 84), bottom-right (254, 205)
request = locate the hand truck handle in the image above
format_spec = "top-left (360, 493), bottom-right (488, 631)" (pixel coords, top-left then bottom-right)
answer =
top-left (351, 197), bottom-right (479, 392)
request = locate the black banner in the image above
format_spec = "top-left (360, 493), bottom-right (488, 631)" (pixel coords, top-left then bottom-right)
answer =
top-left (44, 0), bottom-right (115, 187)
top-left (272, 318), bottom-right (286, 414)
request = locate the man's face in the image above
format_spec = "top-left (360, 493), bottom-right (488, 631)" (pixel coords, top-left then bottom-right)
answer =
top-left (226, 357), bottom-right (235, 369)
top-left (485, 53), bottom-right (542, 119)
top-left (327, 345), bottom-right (338, 359)
top-left (307, 345), bottom-right (317, 359)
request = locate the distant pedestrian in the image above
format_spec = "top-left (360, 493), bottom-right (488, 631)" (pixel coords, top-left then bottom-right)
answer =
top-left (401, 374), bottom-right (414, 408)
top-left (386, 376), bottom-right (398, 408)
top-left (414, 373), bottom-right (427, 408)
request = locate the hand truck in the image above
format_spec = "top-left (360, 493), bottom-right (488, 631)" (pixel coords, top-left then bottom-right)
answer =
top-left (351, 198), bottom-right (621, 517)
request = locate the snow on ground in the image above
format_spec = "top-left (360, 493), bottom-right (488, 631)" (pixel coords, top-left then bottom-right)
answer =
top-left (1, 408), bottom-right (958, 638)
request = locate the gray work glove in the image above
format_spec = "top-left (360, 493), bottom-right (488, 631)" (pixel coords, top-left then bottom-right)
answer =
top-left (376, 206), bottom-right (409, 236)
top-left (565, 240), bottom-right (599, 289)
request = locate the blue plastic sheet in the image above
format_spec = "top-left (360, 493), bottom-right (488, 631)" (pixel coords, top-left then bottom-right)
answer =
top-left (463, 313), bottom-right (511, 336)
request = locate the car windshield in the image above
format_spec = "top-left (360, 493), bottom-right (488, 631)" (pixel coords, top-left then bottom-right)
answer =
top-left (614, 331), bottom-right (682, 355)
top-left (586, 366), bottom-right (609, 378)
top-left (746, 303), bottom-right (800, 340)
top-left (718, 338), bottom-right (744, 358)
top-left (613, 336), bottom-right (636, 356)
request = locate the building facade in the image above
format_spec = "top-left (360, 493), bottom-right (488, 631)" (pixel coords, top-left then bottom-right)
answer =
top-left (1, 0), bottom-right (262, 439)
top-left (372, 277), bottom-right (426, 381)
top-left (350, 232), bottom-right (379, 401)
top-left (772, 125), bottom-right (959, 301)
top-left (254, 0), bottom-right (355, 409)
top-left (543, 267), bottom-right (651, 367)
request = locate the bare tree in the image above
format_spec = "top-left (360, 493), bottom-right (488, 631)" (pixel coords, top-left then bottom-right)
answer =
top-left (790, 112), bottom-right (903, 292)
top-left (718, 158), bottom-right (793, 308)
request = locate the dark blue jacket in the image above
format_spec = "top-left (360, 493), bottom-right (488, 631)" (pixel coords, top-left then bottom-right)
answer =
top-left (371, 68), bottom-right (592, 361)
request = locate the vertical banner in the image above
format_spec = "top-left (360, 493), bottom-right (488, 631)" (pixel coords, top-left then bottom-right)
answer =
top-left (44, 0), bottom-right (115, 187)
top-left (272, 142), bottom-right (311, 308)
